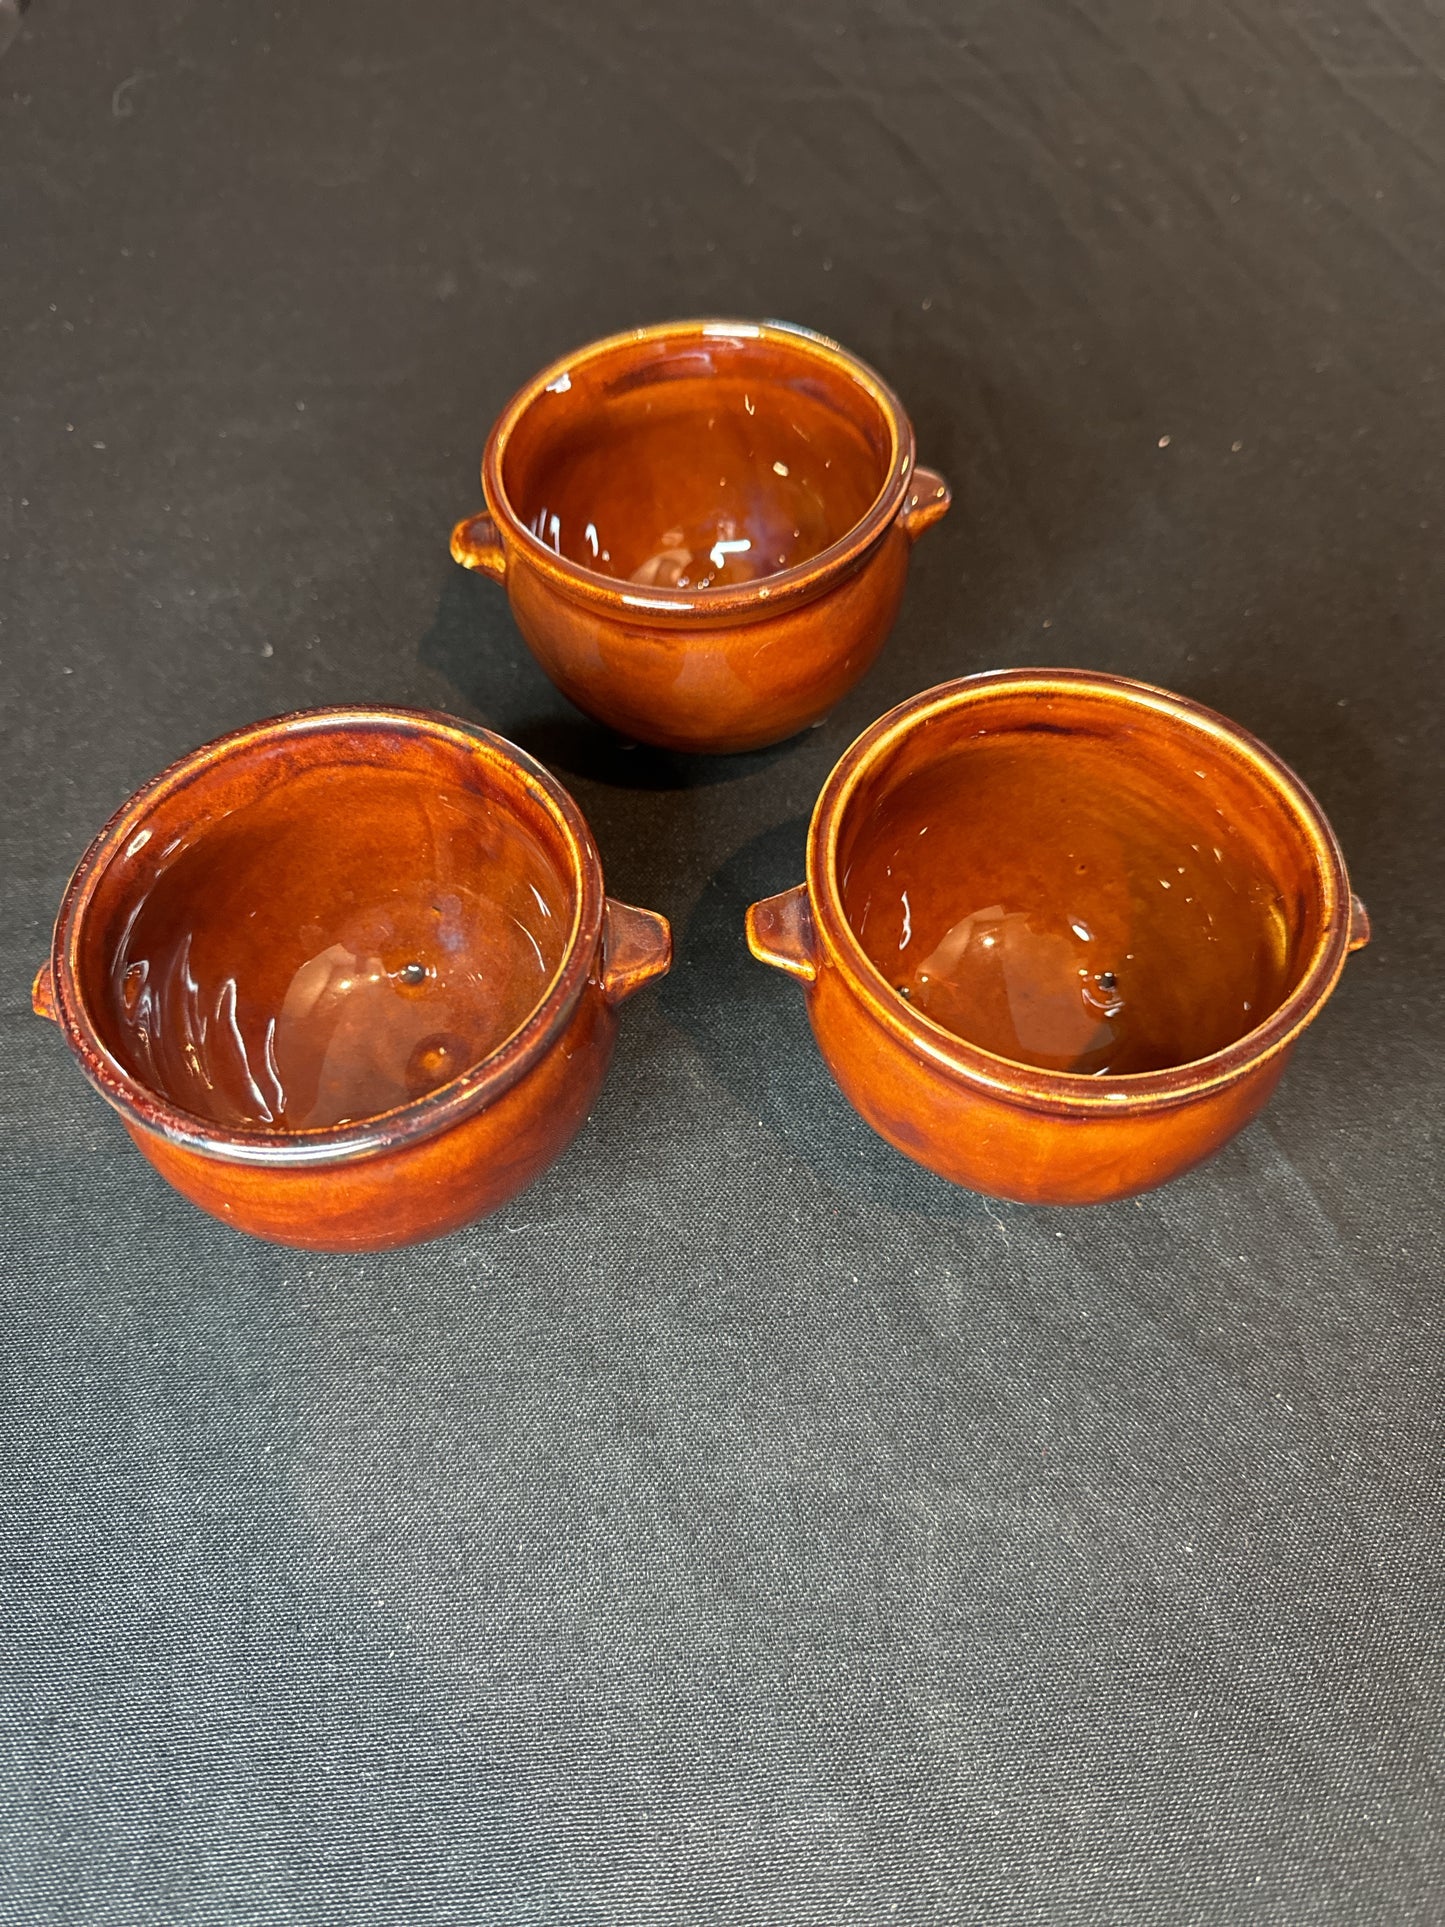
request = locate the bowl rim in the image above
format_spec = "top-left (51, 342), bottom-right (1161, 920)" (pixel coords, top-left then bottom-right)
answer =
top-left (807, 668), bottom-right (1356, 1114)
top-left (480, 317), bottom-right (918, 620)
top-left (47, 707), bottom-right (606, 1167)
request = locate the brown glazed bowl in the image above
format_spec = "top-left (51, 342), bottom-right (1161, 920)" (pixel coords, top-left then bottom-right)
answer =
top-left (450, 319), bottom-right (951, 755)
top-left (32, 708), bottom-right (671, 1251)
top-left (746, 670), bottom-right (1370, 1206)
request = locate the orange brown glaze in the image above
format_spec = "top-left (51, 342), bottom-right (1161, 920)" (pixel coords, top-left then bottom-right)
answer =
top-left (451, 319), bottom-right (951, 754)
top-left (747, 671), bottom-right (1369, 1205)
top-left (34, 709), bottom-right (671, 1249)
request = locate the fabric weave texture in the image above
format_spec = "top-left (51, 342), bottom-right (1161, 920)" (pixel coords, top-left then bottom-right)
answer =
top-left (2, 0), bottom-right (1442, 1920)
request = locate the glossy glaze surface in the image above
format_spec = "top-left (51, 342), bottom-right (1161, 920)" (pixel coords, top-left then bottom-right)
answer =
top-left (37, 709), bottom-right (671, 1249)
top-left (512, 358), bottom-right (885, 589)
top-left (452, 320), bottom-right (951, 754)
top-left (747, 671), bottom-right (1367, 1206)
top-left (104, 766), bottom-right (568, 1131)
top-left (840, 737), bottom-right (1295, 1076)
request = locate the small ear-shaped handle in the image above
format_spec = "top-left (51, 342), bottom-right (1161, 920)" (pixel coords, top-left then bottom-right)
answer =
top-left (898, 465), bottom-right (951, 541)
top-left (1348, 892), bottom-right (1372, 954)
top-left (32, 961), bottom-right (58, 1022)
top-left (745, 884), bottom-right (817, 984)
top-left (601, 899), bottom-right (672, 1006)
top-left (450, 510), bottom-right (507, 582)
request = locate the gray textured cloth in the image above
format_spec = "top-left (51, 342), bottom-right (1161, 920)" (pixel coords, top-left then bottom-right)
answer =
top-left (2, 0), bottom-right (1442, 1920)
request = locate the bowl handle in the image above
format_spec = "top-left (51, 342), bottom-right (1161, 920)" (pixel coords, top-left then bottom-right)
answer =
top-left (32, 961), bottom-right (57, 1022)
top-left (450, 510), bottom-right (507, 582)
top-left (1348, 892), bottom-right (1372, 953)
top-left (898, 465), bottom-right (951, 541)
top-left (601, 899), bottom-right (672, 1005)
top-left (745, 884), bottom-right (817, 984)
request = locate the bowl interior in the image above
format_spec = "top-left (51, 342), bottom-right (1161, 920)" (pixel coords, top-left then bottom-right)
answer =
top-left (497, 328), bottom-right (895, 591)
top-left (834, 689), bottom-right (1328, 1077)
top-left (79, 724), bottom-right (577, 1132)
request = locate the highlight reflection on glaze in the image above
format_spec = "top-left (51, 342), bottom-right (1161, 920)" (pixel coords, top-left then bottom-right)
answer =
top-left (105, 768), bottom-right (568, 1130)
top-left (840, 743), bottom-right (1293, 1075)
top-left (513, 361), bottom-right (884, 588)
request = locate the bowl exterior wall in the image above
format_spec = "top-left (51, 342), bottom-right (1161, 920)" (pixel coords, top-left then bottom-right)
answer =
top-left (804, 959), bottom-right (1293, 1206)
top-left (503, 525), bottom-right (912, 754)
top-left (121, 982), bottom-right (618, 1250)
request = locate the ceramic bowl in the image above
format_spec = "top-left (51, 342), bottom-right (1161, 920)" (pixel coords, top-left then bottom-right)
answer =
top-left (450, 319), bottom-right (951, 754)
top-left (33, 708), bottom-right (671, 1250)
top-left (746, 670), bottom-right (1370, 1205)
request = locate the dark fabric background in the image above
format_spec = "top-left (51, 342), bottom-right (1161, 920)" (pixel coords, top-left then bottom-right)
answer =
top-left (3, 1), bottom-right (1443, 1920)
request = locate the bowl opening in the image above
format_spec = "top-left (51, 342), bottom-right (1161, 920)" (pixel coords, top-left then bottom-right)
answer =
top-left (79, 724), bottom-right (579, 1133)
top-left (833, 689), bottom-right (1330, 1077)
top-left (497, 327), bottom-right (896, 591)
